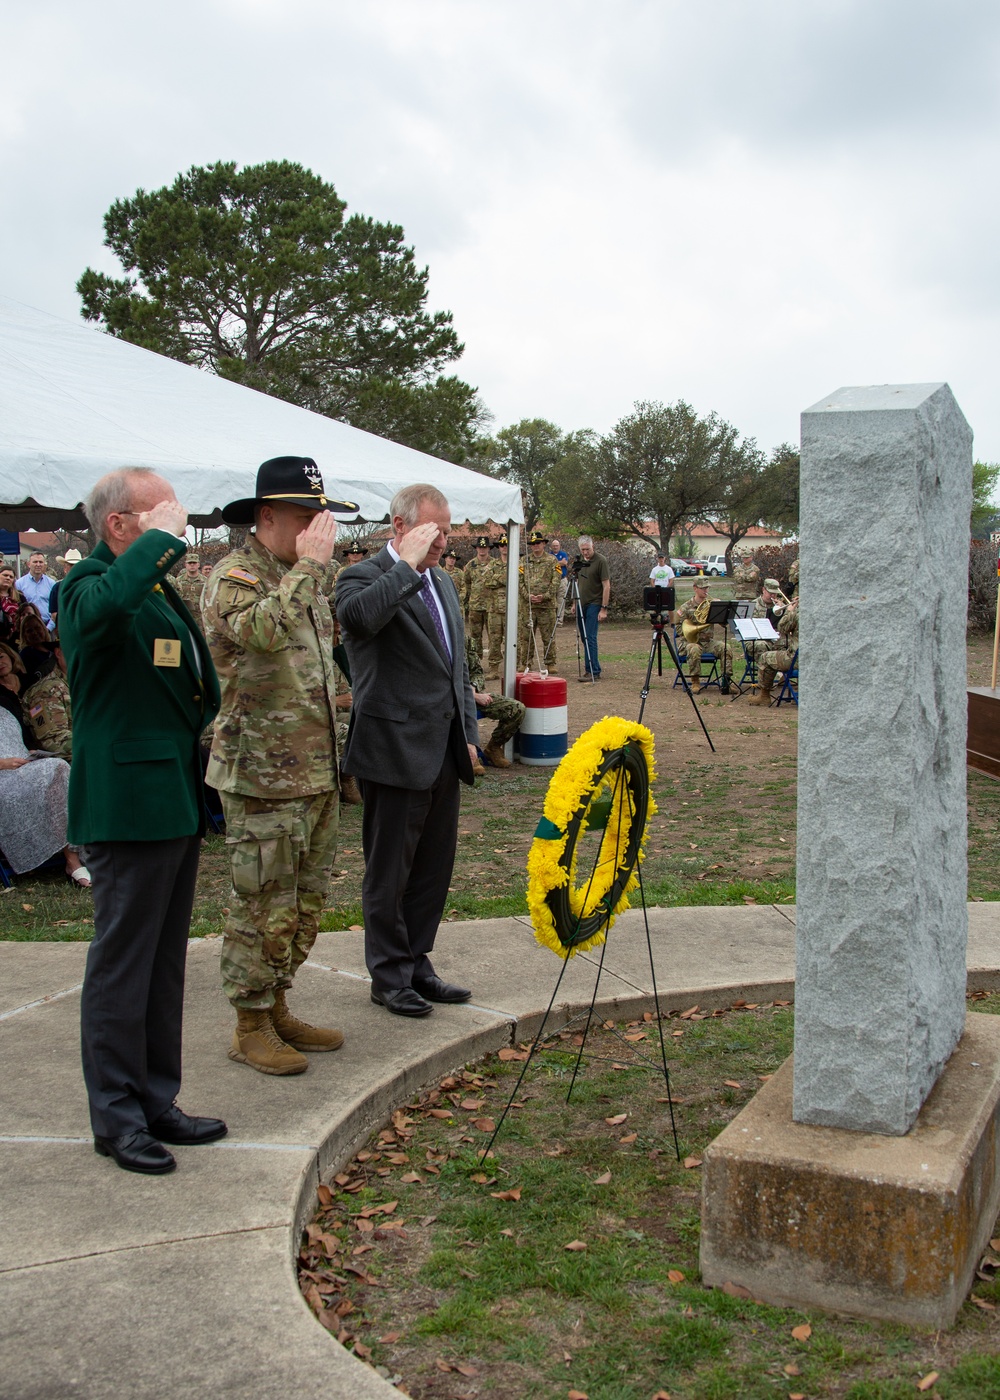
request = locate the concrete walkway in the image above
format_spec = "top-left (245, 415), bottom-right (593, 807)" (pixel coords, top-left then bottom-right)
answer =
top-left (3, 903), bottom-right (1000, 1399)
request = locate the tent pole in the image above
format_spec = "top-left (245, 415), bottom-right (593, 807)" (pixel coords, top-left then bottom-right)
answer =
top-left (503, 522), bottom-right (520, 757)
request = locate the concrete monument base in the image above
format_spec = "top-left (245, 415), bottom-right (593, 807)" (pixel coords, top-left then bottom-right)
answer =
top-left (700, 1013), bottom-right (1000, 1328)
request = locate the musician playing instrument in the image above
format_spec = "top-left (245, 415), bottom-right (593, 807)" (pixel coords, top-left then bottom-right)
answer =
top-left (675, 579), bottom-right (732, 694)
top-left (749, 593), bottom-right (799, 706)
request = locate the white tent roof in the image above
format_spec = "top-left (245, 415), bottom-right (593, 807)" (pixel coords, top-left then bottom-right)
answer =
top-left (0, 295), bottom-right (523, 531)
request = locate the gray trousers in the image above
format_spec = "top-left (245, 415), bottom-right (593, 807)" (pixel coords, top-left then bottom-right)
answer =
top-left (80, 835), bottom-right (202, 1138)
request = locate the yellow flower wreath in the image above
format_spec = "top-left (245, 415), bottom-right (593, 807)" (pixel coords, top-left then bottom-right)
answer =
top-left (526, 716), bottom-right (657, 959)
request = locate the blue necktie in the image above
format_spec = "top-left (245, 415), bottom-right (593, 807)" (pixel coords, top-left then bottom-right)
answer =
top-left (421, 574), bottom-right (451, 658)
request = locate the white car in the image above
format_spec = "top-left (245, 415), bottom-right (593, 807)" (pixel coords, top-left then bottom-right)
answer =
top-left (701, 555), bottom-right (728, 576)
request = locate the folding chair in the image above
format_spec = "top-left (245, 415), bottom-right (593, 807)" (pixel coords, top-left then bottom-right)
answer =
top-left (774, 649), bottom-right (799, 707)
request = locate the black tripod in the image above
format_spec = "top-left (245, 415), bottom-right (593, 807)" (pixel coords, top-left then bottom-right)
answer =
top-left (567, 569), bottom-right (598, 683)
top-left (638, 588), bottom-right (715, 752)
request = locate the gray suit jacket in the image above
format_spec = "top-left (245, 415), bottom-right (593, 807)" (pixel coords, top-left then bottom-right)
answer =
top-left (335, 547), bottom-right (478, 789)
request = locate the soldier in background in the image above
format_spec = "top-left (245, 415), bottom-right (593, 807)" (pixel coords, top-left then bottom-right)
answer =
top-left (175, 552), bottom-right (206, 618)
top-left (484, 534), bottom-right (510, 677)
top-left (201, 563), bottom-right (212, 580)
top-left (518, 530), bottom-right (561, 671)
top-left (675, 579), bottom-right (732, 694)
top-left (23, 636), bottom-right (72, 761)
top-left (439, 547), bottom-right (464, 603)
top-left (732, 555), bottom-right (762, 601)
top-left (464, 535), bottom-right (494, 650)
top-left (203, 456), bottom-right (356, 1077)
top-left (342, 539), bottom-right (368, 568)
top-left (466, 634), bottom-right (525, 770)
top-left (749, 593), bottom-right (799, 706)
top-left (787, 557), bottom-right (799, 596)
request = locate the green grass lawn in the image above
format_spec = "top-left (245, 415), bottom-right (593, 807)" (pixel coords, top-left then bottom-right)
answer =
top-left (299, 998), bottom-right (1000, 1400)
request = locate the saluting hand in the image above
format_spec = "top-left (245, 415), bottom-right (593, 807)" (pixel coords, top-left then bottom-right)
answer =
top-left (139, 499), bottom-right (188, 537)
top-left (296, 510), bottom-right (337, 567)
top-left (397, 521), bottom-right (441, 571)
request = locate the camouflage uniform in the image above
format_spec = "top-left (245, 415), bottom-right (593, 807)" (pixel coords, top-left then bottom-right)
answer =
top-left (483, 556), bottom-right (510, 674)
top-left (675, 595), bottom-right (732, 682)
top-left (333, 657), bottom-right (351, 763)
top-left (175, 570), bottom-right (206, 620)
top-left (788, 558), bottom-right (799, 595)
top-left (23, 668), bottom-right (72, 761)
top-left (467, 636), bottom-right (525, 750)
top-left (203, 536), bottom-right (340, 1010)
top-left (732, 559), bottom-right (762, 600)
top-left (759, 595), bottom-right (798, 682)
top-left (517, 553), bottom-right (561, 669)
top-left (463, 557), bottom-right (493, 648)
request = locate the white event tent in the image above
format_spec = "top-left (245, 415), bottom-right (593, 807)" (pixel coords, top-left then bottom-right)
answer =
top-left (0, 295), bottom-right (524, 683)
top-left (0, 295), bottom-right (523, 532)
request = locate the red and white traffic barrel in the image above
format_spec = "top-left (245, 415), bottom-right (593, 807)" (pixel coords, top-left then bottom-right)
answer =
top-left (515, 673), bottom-right (568, 765)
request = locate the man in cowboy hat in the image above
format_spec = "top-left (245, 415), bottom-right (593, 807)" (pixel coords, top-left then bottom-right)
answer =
top-left (48, 548), bottom-right (84, 628)
top-left (343, 539), bottom-right (369, 566)
top-left (518, 529), bottom-right (561, 671)
top-left (203, 456), bottom-right (358, 1075)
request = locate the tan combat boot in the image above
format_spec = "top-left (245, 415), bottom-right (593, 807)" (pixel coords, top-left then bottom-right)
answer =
top-left (484, 741), bottom-right (511, 768)
top-left (471, 752), bottom-right (486, 776)
top-left (749, 667), bottom-right (775, 707)
top-left (229, 1007), bottom-right (308, 1075)
top-left (271, 989), bottom-right (345, 1052)
top-left (689, 674), bottom-right (702, 695)
top-left (339, 774), bottom-right (362, 805)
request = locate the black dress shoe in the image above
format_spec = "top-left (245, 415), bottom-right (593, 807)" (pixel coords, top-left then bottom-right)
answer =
top-left (147, 1104), bottom-right (228, 1146)
top-left (412, 976), bottom-right (472, 1004)
top-left (370, 986), bottom-right (433, 1017)
top-left (94, 1129), bottom-right (176, 1175)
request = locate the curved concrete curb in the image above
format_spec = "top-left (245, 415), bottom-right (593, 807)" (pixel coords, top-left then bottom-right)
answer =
top-left (2, 903), bottom-right (999, 1398)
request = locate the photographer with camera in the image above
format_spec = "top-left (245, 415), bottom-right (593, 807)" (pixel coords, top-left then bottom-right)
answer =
top-left (568, 536), bottom-right (610, 682)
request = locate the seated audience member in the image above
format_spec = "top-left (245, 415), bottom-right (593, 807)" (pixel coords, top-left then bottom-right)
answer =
top-left (18, 610), bottom-right (52, 687)
top-left (14, 552), bottom-right (56, 630)
top-left (0, 641), bottom-right (25, 701)
top-left (465, 634), bottom-right (525, 772)
top-left (0, 565), bottom-right (18, 629)
top-left (23, 638), bottom-right (72, 762)
top-left (0, 702), bottom-right (89, 886)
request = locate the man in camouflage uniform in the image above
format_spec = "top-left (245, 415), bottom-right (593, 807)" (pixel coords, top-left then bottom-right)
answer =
top-left (463, 535), bottom-right (493, 647)
top-left (466, 634), bottom-right (525, 770)
top-left (174, 552), bottom-right (206, 619)
top-left (675, 579), bottom-right (732, 694)
top-left (788, 557), bottom-right (799, 595)
top-left (739, 579), bottom-right (785, 680)
top-left (484, 534), bottom-right (511, 677)
top-left (732, 555), bottom-right (762, 600)
top-left (439, 547), bottom-right (464, 604)
top-left (204, 455), bottom-right (358, 1076)
top-left (749, 593), bottom-right (799, 706)
top-left (518, 530), bottom-right (562, 671)
top-left (23, 640), bottom-right (72, 760)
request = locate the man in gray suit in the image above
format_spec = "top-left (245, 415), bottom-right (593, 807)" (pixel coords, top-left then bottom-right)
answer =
top-left (335, 484), bottom-right (479, 1016)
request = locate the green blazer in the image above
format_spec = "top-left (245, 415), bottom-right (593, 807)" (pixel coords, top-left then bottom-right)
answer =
top-left (60, 531), bottom-right (221, 844)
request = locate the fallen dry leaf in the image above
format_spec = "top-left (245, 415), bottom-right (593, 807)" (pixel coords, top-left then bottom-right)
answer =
top-left (353, 1341), bottom-right (372, 1360)
top-left (348, 924), bottom-right (363, 931)
top-left (678, 1005), bottom-right (699, 1019)
top-left (317, 1183), bottom-right (333, 1207)
top-left (454, 1363), bottom-right (478, 1377)
top-left (461, 1099), bottom-right (485, 1111)
top-left (624, 1032), bottom-right (647, 1042)
top-left (789, 1394), bottom-right (805, 1400)
top-left (564, 1239), bottom-right (588, 1251)
top-left (619, 1132), bottom-right (638, 1145)
top-left (355, 1218), bottom-right (374, 1234)
top-left (683, 1156), bottom-right (702, 1169)
top-left (790, 1323), bottom-right (812, 1342)
top-left (594, 1171), bottom-right (612, 1185)
top-left (490, 1187), bottom-right (522, 1202)
top-left (470, 1173), bottom-right (489, 1184)
top-left (567, 1390), bottom-right (589, 1399)
top-left (500, 1228), bottom-right (514, 1237)
top-left (380, 1331), bottom-right (402, 1343)
top-left (399, 1172), bottom-right (423, 1184)
top-left (652, 1392), bottom-right (672, 1400)
top-left (991, 1237), bottom-right (1000, 1252)
top-left (916, 1375), bottom-right (939, 1393)
top-left (429, 1109), bottom-right (453, 1120)
top-left (723, 1080), bottom-right (742, 1089)
top-left (498, 1047), bottom-right (528, 1061)
top-left (667, 1269), bottom-right (685, 1284)
top-left (721, 1281), bottom-right (751, 1299)
top-left (783, 1363), bottom-right (800, 1376)
top-left (472, 1117), bottom-right (496, 1132)
top-left (21, 903), bottom-right (33, 912)
top-left (972, 1296), bottom-right (997, 1311)
top-left (605, 1113), bottom-right (628, 1126)
top-left (602, 1020), bottom-right (615, 1029)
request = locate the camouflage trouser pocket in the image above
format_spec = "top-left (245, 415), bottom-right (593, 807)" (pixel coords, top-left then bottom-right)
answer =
top-left (223, 799), bottom-right (296, 898)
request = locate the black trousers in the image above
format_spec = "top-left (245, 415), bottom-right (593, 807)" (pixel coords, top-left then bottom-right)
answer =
top-left (80, 835), bottom-right (202, 1138)
top-left (360, 744), bottom-right (460, 994)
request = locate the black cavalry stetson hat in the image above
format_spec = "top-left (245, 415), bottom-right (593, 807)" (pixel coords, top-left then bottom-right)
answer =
top-left (221, 456), bottom-right (358, 526)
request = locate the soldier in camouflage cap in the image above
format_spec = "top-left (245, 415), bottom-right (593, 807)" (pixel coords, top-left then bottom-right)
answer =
top-left (174, 552), bottom-right (206, 621)
top-left (749, 593), bottom-right (798, 706)
top-left (204, 455), bottom-right (358, 1076)
top-left (732, 555), bottom-right (762, 600)
top-left (463, 535), bottom-right (493, 650)
top-left (517, 530), bottom-right (561, 671)
top-left (23, 637), bottom-right (72, 761)
top-left (466, 634), bottom-right (525, 769)
top-left (484, 535), bottom-right (510, 676)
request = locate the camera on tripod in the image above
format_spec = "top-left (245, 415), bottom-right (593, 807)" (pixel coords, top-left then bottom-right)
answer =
top-left (570, 554), bottom-right (586, 576)
top-left (642, 584), bottom-right (676, 617)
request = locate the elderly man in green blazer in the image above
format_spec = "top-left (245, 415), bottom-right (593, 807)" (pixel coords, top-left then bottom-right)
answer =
top-left (60, 468), bottom-right (226, 1176)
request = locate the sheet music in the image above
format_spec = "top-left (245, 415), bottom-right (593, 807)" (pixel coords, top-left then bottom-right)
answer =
top-left (734, 618), bottom-right (779, 641)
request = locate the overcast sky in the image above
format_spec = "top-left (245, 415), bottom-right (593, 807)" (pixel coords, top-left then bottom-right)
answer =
top-left (3, 0), bottom-right (999, 461)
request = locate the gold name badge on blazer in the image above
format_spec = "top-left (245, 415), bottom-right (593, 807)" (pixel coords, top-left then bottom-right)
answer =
top-left (153, 638), bottom-right (182, 667)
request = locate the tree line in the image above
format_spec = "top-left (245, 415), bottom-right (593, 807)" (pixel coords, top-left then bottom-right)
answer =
top-left (79, 159), bottom-right (994, 560)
